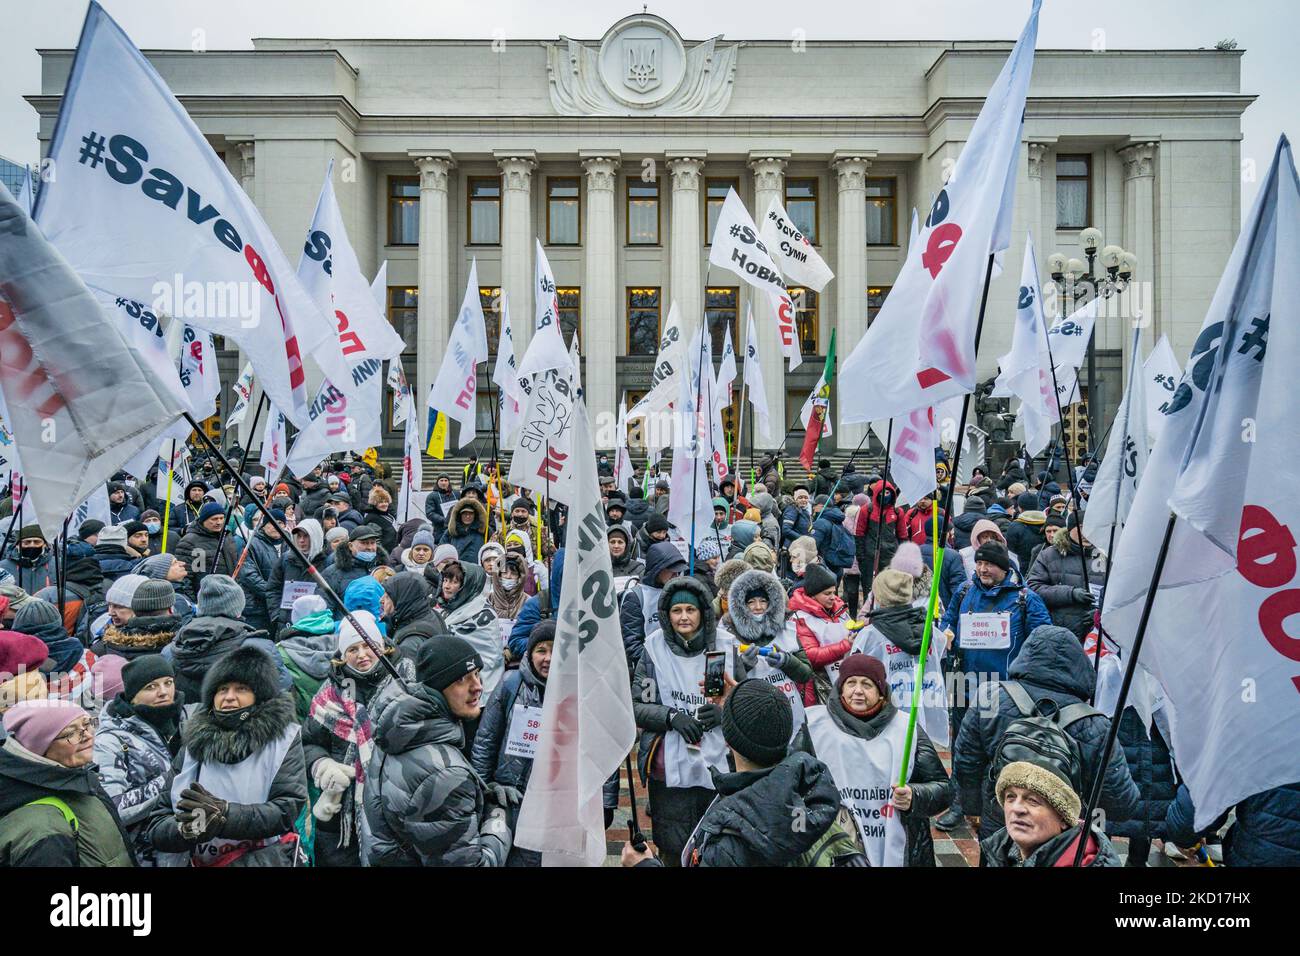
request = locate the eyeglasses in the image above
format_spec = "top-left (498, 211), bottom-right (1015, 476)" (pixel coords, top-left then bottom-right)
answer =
top-left (53, 719), bottom-right (96, 744)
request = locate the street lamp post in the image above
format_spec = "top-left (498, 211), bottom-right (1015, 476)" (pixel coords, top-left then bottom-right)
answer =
top-left (1046, 226), bottom-right (1137, 455)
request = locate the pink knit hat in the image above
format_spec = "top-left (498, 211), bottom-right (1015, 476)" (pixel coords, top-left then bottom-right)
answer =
top-left (890, 541), bottom-right (925, 578)
top-left (91, 654), bottom-right (128, 703)
top-left (3, 699), bottom-right (87, 755)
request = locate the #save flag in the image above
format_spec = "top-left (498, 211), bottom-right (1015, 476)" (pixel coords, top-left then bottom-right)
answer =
top-left (1142, 334), bottom-right (1181, 444)
top-left (717, 321), bottom-right (738, 408)
top-left (890, 405), bottom-right (938, 507)
top-left (0, 180), bottom-right (184, 539)
top-left (493, 292), bottom-right (524, 449)
top-left (1102, 136), bottom-right (1300, 831)
top-left (709, 188), bottom-right (800, 370)
top-left (397, 390), bottom-right (424, 521)
top-left (427, 261), bottom-right (489, 448)
top-left (517, 240), bottom-right (571, 379)
top-left (34, 1), bottom-right (352, 428)
top-left (285, 163), bottom-right (404, 477)
top-left (514, 395), bottom-right (636, 866)
top-left (742, 307), bottom-right (772, 442)
top-left (225, 362), bottom-right (256, 429)
top-left (992, 236), bottom-right (1055, 456)
top-left (626, 302), bottom-right (687, 452)
top-left (759, 196), bottom-right (834, 292)
top-left (840, 0), bottom-right (1041, 423)
top-left (1082, 325), bottom-right (1148, 555)
top-left (1044, 297), bottom-right (1099, 410)
top-left (259, 406), bottom-right (286, 480)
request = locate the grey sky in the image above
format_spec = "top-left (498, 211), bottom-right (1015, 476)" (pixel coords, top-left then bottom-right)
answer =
top-left (1, 0), bottom-right (1293, 218)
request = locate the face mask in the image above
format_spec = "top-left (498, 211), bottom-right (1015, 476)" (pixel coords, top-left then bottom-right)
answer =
top-left (145, 522), bottom-right (161, 534)
top-left (355, 550), bottom-right (376, 563)
top-left (500, 578), bottom-right (519, 592)
top-left (512, 515), bottom-right (529, 526)
top-left (19, 546), bottom-right (43, 561)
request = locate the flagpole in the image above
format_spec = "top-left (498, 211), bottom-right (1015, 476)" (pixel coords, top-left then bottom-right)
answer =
top-left (182, 411), bottom-right (409, 689)
top-left (212, 393), bottom-right (268, 570)
top-left (1073, 510), bottom-right (1177, 866)
top-left (483, 368), bottom-right (506, 539)
top-left (701, 334), bottom-right (727, 559)
top-left (159, 441), bottom-right (178, 553)
top-left (687, 318), bottom-right (709, 577)
top-left (56, 516), bottom-right (70, 625)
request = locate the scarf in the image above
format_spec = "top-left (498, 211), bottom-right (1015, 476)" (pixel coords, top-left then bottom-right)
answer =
top-left (486, 568), bottom-right (527, 620)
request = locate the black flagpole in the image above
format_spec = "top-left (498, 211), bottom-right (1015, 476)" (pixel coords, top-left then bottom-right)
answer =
top-left (212, 392), bottom-right (267, 571)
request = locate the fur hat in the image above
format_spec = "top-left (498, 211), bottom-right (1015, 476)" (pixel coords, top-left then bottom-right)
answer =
top-left (714, 559), bottom-right (750, 604)
top-left (200, 644), bottom-right (281, 707)
top-left (872, 569), bottom-right (915, 609)
top-left (995, 760), bottom-right (1082, 828)
top-left (889, 541), bottom-right (924, 578)
top-left (368, 484), bottom-right (393, 507)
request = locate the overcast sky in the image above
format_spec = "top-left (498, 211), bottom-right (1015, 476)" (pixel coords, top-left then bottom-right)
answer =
top-left (1, 0), bottom-right (1293, 218)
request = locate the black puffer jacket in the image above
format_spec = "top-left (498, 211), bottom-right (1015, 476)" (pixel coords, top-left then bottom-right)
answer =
top-left (687, 752), bottom-right (842, 866)
top-left (237, 528), bottom-right (282, 632)
top-left (173, 524), bottom-right (239, 592)
top-left (321, 540), bottom-right (389, 601)
top-left (470, 653), bottom-right (545, 794)
top-left (364, 685), bottom-right (511, 867)
top-left (1107, 708), bottom-right (1178, 842)
top-left (623, 496), bottom-right (653, 533)
top-left (953, 624), bottom-right (1140, 840)
top-left (382, 572), bottom-right (447, 662)
top-left (1026, 527), bottom-right (1105, 640)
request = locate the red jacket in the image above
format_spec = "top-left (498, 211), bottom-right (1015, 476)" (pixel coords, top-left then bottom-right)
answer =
top-left (787, 587), bottom-right (853, 706)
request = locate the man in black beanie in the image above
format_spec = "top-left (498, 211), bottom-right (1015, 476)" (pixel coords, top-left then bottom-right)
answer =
top-left (364, 635), bottom-right (514, 867)
top-left (622, 679), bottom-right (850, 867)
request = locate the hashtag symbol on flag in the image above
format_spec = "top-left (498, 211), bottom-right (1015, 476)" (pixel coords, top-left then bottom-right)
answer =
top-left (78, 132), bottom-right (107, 168)
top-left (729, 224), bottom-right (742, 238)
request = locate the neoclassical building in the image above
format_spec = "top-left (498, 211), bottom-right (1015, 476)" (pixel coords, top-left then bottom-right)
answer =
top-left (28, 13), bottom-right (1253, 454)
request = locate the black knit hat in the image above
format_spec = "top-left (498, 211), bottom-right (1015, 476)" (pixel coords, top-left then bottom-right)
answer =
top-left (801, 563), bottom-right (838, 597)
top-left (721, 678), bottom-right (792, 767)
top-left (200, 644), bottom-right (280, 707)
top-left (416, 635), bottom-right (483, 691)
top-left (527, 619), bottom-right (556, 660)
top-left (645, 513), bottom-right (670, 534)
top-left (77, 519), bottom-right (106, 541)
top-left (122, 654), bottom-right (174, 703)
top-left (973, 541), bottom-right (1011, 572)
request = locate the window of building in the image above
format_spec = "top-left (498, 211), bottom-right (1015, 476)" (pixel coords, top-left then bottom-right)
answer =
top-left (866, 178), bottom-right (897, 245)
top-left (468, 176), bottom-right (502, 245)
top-left (547, 177), bottom-right (581, 246)
top-left (557, 287), bottom-right (582, 345)
top-left (1056, 155), bottom-right (1090, 230)
top-left (387, 287), bottom-right (418, 355)
top-left (388, 176), bottom-right (419, 246)
top-left (788, 288), bottom-right (819, 354)
top-left (867, 286), bottom-right (891, 325)
top-left (704, 287), bottom-right (739, 356)
top-left (705, 177), bottom-right (740, 244)
top-left (627, 287), bottom-right (661, 356)
top-left (785, 178), bottom-right (819, 245)
top-left (627, 180), bottom-right (660, 245)
top-left (479, 287), bottom-right (502, 356)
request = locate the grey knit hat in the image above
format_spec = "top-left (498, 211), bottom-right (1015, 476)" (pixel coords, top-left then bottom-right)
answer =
top-left (197, 573), bottom-right (246, 618)
top-left (131, 579), bottom-right (175, 613)
top-left (137, 554), bottom-right (176, 581)
top-left (13, 597), bottom-right (62, 633)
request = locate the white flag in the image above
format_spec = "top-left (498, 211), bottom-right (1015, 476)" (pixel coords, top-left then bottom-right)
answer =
top-left (259, 406), bottom-right (286, 479)
top-left (515, 396), bottom-right (636, 865)
top-left (708, 188), bottom-right (801, 370)
top-left (840, 0), bottom-right (1041, 423)
top-left (1142, 334), bottom-right (1181, 443)
top-left (68, 483), bottom-right (111, 540)
top-left (15, 166), bottom-right (33, 218)
top-left (172, 324), bottom-right (220, 421)
top-left (33, 2), bottom-right (352, 428)
top-left (742, 307), bottom-right (772, 442)
top-left (759, 196), bottom-right (834, 292)
top-left (396, 390), bottom-right (424, 522)
top-left (93, 292), bottom-right (189, 412)
top-left (225, 362), bottom-right (256, 429)
top-left (891, 406), bottom-right (938, 508)
top-left (428, 261), bottom-right (489, 448)
top-left (285, 164), bottom-right (404, 477)
top-left (614, 396), bottom-right (634, 490)
top-left (717, 322), bottom-right (738, 408)
top-left (515, 240), bottom-right (571, 380)
top-left (992, 237), bottom-right (1055, 456)
top-left (696, 325), bottom-right (730, 481)
top-left (0, 180), bottom-right (184, 539)
top-left (626, 302), bottom-right (688, 452)
top-left (493, 293), bottom-right (524, 450)
top-left (508, 356), bottom-right (579, 505)
top-left (1102, 136), bottom-right (1300, 831)
top-left (668, 324), bottom-right (720, 543)
top-left (1083, 325), bottom-right (1148, 554)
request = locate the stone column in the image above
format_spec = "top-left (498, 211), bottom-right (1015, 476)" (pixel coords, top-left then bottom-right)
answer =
top-left (1120, 141), bottom-right (1158, 380)
top-left (582, 153), bottom-right (620, 440)
top-left (497, 152), bottom-right (537, 351)
top-left (1027, 142), bottom-right (1050, 257)
top-left (748, 153), bottom-right (789, 452)
top-left (667, 154), bottom-right (705, 329)
top-left (414, 153), bottom-right (455, 405)
top-left (831, 152), bottom-right (873, 451)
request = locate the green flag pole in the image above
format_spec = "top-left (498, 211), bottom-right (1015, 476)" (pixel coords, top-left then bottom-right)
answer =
top-left (898, 498), bottom-right (943, 785)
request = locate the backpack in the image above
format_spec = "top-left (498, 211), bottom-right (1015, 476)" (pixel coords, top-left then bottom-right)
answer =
top-left (986, 681), bottom-right (1099, 792)
top-left (792, 805), bottom-right (869, 867)
top-left (824, 522), bottom-right (855, 573)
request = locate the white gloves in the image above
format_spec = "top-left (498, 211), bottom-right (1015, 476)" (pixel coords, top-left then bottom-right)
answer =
top-left (312, 757), bottom-right (356, 793)
top-left (313, 788), bottom-right (343, 822)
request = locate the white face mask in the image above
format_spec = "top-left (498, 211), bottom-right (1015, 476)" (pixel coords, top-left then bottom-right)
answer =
top-left (500, 577), bottom-right (520, 592)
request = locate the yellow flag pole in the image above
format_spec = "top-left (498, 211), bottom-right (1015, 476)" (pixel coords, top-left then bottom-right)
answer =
top-left (159, 441), bottom-right (177, 553)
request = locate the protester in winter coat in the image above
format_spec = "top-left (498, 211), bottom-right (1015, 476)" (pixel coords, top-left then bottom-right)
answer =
top-left (381, 572), bottom-right (447, 663)
top-left (168, 479), bottom-right (209, 535)
top-left (854, 480), bottom-right (902, 593)
top-left (91, 579), bottom-right (178, 665)
top-left (434, 561), bottom-right (504, 697)
top-left (747, 491), bottom-right (780, 553)
top-left (619, 541), bottom-right (688, 671)
top-left (789, 564), bottom-right (853, 705)
top-left (959, 518), bottom-right (1020, 579)
top-left (727, 570), bottom-right (813, 728)
top-left (1026, 515), bottom-right (1104, 641)
top-left (424, 476), bottom-right (459, 541)
top-left (952, 624), bottom-right (1139, 842)
top-left (135, 553), bottom-right (197, 617)
top-left (507, 549), bottom-right (565, 661)
top-left (631, 576), bottom-right (735, 866)
top-left (15, 598), bottom-right (95, 709)
top-left (166, 575), bottom-right (261, 704)
top-left (268, 518), bottom-right (326, 632)
top-left (441, 497), bottom-right (489, 565)
top-left (471, 619), bottom-right (554, 866)
top-left (980, 760), bottom-right (1120, 867)
top-left (364, 636), bottom-right (513, 866)
top-left (393, 527), bottom-right (436, 574)
top-left (0, 525), bottom-right (58, 593)
top-left (623, 486), bottom-right (653, 533)
top-left (1107, 708), bottom-right (1178, 866)
top-left (0, 699), bottom-right (135, 866)
top-left (36, 541), bottom-right (109, 644)
top-left (173, 503), bottom-right (239, 594)
top-left (304, 610), bottom-right (412, 867)
top-left (781, 486), bottom-right (814, 547)
top-left (321, 525), bottom-right (387, 603)
top-left (276, 595), bottom-right (339, 721)
top-left (359, 486), bottom-right (399, 553)
top-left (92, 524), bottom-right (145, 582)
top-left (1003, 493), bottom-right (1047, 570)
top-left (607, 524), bottom-right (645, 584)
top-left (236, 518), bottom-right (283, 634)
top-left (1165, 781), bottom-right (1300, 867)
top-left (712, 559), bottom-right (750, 630)
top-left (93, 655), bottom-right (185, 865)
top-left (108, 481), bottom-right (142, 525)
top-left (811, 501), bottom-right (855, 576)
top-left (486, 551), bottom-right (529, 637)
top-left (146, 645), bottom-right (307, 866)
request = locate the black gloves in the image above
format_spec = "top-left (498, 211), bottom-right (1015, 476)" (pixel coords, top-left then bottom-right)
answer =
top-left (669, 709), bottom-right (705, 744)
top-left (176, 782), bottom-right (229, 841)
top-left (695, 703), bottom-right (723, 731)
top-left (1071, 587), bottom-right (1094, 605)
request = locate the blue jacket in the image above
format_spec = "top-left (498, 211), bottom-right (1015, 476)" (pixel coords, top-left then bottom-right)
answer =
top-left (508, 550), bottom-right (564, 660)
top-left (811, 505), bottom-right (854, 573)
top-left (939, 567), bottom-right (1051, 681)
top-left (780, 505), bottom-right (812, 546)
top-left (1166, 782), bottom-right (1300, 866)
top-left (1106, 708), bottom-right (1178, 841)
top-left (920, 542), bottom-right (969, 608)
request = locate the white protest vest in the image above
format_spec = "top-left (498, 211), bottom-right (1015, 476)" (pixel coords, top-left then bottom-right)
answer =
top-left (638, 584), bottom-right (663, 640)
top-left (806, 704), bottom-right (914, 867)
top-left (789, 611), bottom-right (851, 686)
top-left (747, 627), bottom-right (805, 739)
top-left (170, 722), bottom-right (300, 865)
top-left (643, 629), bottom-right (734, 790)
top-left (852, 627), bottom-right (950, 748)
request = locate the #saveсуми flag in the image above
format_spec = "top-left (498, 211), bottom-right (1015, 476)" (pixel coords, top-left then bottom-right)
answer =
top-left (759, 196), bottom-right (834, 292)
top-left (493, 292), bottom-right (524, 450)
top-left (1142, 333), bottom-right (1182, 443)
top-left (1101, 135), bottom-right (1300, 831)
top-left (799, 330), bottom-right (836, 471)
